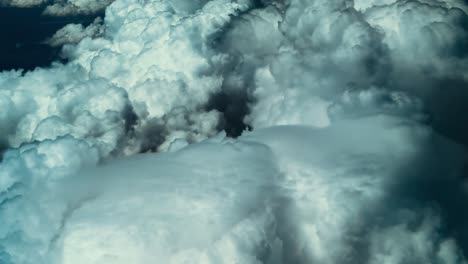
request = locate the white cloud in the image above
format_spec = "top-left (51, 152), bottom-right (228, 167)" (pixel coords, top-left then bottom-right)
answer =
top-left (244, 115), bottom-right (468, 263)
top-left (0, 0), bottom-right (46, 8)
top-left (45, 18), bottom-right (104, 47)
top-left (0, 0), bottom-right (253, 157)
top-left (1, 0), bottom-right (468, 263)
top-left (2, 115), bottom-right (467, 263)
top-left (368, 211), bottom-right (468, 264)
top-left (43, 0), bottom-right (114, 16)
top-left (0, 0), bottom-right (113, 15)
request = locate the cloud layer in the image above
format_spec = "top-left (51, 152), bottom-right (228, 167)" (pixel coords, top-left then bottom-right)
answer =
top-left (1, 0), bottom-right (468, 263)
top-left (0, 0), bottom-right (113, 16)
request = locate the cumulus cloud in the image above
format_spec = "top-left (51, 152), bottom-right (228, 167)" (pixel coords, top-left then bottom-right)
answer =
top-left (0, 0), bottom-right (113, 15)
top-left (44, 17), bottom-right (104, 47)
top-left (43, 0), bottom-right (114, 16)
top-left (0, 0), bottom-right (46, 8)
top-left (2, 116), bottom-right (467, 263)
top-left (0, 0), bottom-right (252, 156)
top-left (1, 0), bottom-right (468, 263)
top-left (0, 132), bottom-right (278, 263)
top-left (245, 116), bottom-right (468, 263)
top-left (217, 0), bottom-right (468, 142)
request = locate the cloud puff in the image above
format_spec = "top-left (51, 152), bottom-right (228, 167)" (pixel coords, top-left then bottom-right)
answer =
top-left (0, 0), bottom-right (112, 16)
top-left (44, 17), bottom-right (104, 47)
top-left (0, 136), bottom-right (100, 264)
top-left (216, 0), bottom-right (468, 143)
top-left (43, 0), bottom-right (114, 16)
top-left (223, 0), bottom-right (394, 128)
top-left (0, 0), bottom-right (46, 8)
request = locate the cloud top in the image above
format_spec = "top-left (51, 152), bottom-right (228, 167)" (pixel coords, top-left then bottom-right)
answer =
top-left (1, 0), bottom-right (468, 263)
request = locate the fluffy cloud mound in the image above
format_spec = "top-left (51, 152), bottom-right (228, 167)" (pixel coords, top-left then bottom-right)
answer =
top-left (43, 0), bottom-right (115, 16)
top-left (45, 18), bottom-right (104, 47)
top-left (2, 116), bottom-right (467, 263)
top-left (246, 116), bottom-right (468, 263)
top-left (0, 0), bottom-right (113, 15)
top-left (0, 0), bottom-right (46, 8)
top-left (230, 0), bottom-right (468, 133)
top-left (1, 0), bottom-right (468, 263)
top-left (0, 0), bottom-right (252, 155)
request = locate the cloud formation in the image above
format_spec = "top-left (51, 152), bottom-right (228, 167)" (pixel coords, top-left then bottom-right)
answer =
top-left (0, 0), bottom-right (252, 156)
top-left (43, 0), bottom-right (114, 16)
top-left (0, 0), bottom-right (113, 16)
top-left (2, 116), bottom-right (467, 263)
top-left (44, 17), bottom-right (104, 47)
top-left (0, 0), bottom-right (46, 8)
top-left (1, 0), bottom-right (468, 263)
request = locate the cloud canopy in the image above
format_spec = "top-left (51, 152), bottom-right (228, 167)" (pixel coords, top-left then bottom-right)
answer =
top-left (1, 0), bottom-right (468, 263)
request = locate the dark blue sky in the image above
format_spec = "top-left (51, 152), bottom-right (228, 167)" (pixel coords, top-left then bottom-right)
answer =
top-left (0, 7), bottom-right (101, 71)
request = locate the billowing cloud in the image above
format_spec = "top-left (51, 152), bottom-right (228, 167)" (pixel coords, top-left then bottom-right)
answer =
top-left (43, 0), bottom-right (115, 16)
top-left (1, 0), bottom-right (468, 263)
top-left (0, 0), bottom-right (252, 156)
top-left (44, 17), bottom-right (104, 47)
top-left (249, 116), bottom-right (468, 263)
top-left (2, 115), bottom-right (467, 263)
top-left (0, 0), bottom-right (112, 15)
top-left (0, 0), bottom-right (46, 8)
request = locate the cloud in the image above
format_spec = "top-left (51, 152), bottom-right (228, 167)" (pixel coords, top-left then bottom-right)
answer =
top-left (0, 0), bottom-right (112, 16)
top-left (0, 0), bottom-right (253, 156)
top-left (0, 0), bottom-right (46, 8)
top-left (0, 129), bottom-right (279, 263)
top-left (221, 0), bottom-right (394, 128)
top-left (43, 0), bottom-right (114, 16)
top-left (216, 0), bottom-right (468, 144)
top-left (244, 116), bottom-right (468, 263)
top-left (44, 17), bottom-right (104, 47)
top-left (2, 115), bottom-right (467, 263)
top-left (1, 0), bottom-right (468, 263)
